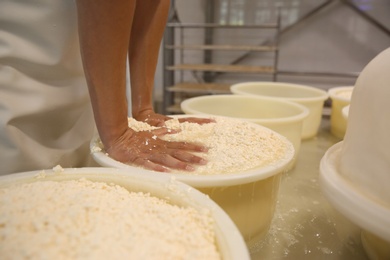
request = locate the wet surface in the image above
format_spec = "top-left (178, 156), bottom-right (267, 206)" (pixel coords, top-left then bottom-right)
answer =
top-left (250, 118), bottom-right (369, 260)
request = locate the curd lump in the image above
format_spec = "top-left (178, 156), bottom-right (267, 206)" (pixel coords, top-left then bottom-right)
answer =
top-left (339, 47), bottom-right (390, 208)
top-left (0, 178), bottom-right (221, 259)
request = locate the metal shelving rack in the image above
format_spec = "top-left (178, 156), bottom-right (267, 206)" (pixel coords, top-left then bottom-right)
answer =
top-left (161, 0), bottom-right (390, 115)
top-left (162, 11), bottom-right (281, 114)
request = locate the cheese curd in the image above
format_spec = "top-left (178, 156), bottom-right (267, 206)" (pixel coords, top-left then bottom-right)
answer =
top-left (0, 178), bottom-right (221, 259)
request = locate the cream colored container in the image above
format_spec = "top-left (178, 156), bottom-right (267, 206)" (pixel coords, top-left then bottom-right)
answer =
top-left (361, 230), bottom-right (390, 260)
top-left (320, 143), bottom-right (390, 260)
top-left (91, 116), bottom-right (295, 248)
top-left (230, 82), bottom-right (329, 139)
top-left (180, 95), bottom-right (308, 169)
top-left (0, 167), bottom-right (250, 260)
top-left (328, 86), bottom-right (354, 139)
top-left (342, 105), bottom-right (350, 120)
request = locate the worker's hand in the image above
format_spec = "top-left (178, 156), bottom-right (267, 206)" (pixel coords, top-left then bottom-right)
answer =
top-left (105, 127), bottom-right (208, 172)
top-left (133, 109), bottom-right (215, 127)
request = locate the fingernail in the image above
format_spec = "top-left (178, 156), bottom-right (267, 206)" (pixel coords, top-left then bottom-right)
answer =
top-left (199, 158), bottom-right (208, 165)
top-left (185, 165), bottom-right (195, 171)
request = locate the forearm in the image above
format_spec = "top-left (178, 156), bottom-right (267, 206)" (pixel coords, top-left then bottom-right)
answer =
top-left (128, 0), bottom-right (170, 117)
top-left (76, 0), bottom-right (135, 147)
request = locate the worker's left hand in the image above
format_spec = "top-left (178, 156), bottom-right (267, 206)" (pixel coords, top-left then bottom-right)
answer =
top-left (133, 109), bottom-right (215, 127)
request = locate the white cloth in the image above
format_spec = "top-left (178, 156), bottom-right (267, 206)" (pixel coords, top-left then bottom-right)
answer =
top-left (340, 47), bottom-right (390, 207)
top-left (0, 0), bottom-right (97, 175)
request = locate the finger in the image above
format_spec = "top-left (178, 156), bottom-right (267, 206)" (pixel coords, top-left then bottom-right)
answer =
top-left (143, 115), bottom-right (171, 127)
top-left (178, 117), bottom-right (216, 125)
top-left (170, 150), bottom-right (208, 165)
top-left (148, 153), bottom-right (196, 171)
top-left (167, 140), bottom-right (209, 152)
top-left (132, 157), bottom-right (171, 173)
top-left (150, 127), bottom-right (180, 136)
top-left (155, 121), bottom-right (166, 127)
top-left (145, 118), bottom-right (167, 127)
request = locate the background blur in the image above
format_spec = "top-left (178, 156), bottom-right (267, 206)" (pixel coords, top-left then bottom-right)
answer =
top-left (151, 0), bottom-right (390, 114)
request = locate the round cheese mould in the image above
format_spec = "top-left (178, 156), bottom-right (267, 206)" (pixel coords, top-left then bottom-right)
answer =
top-left (320, 142), bottom-right (390, 260)
top-left (328, 86), bottom-right (354, 139)
top-left (180, 95), bottom-right (307, 170)
top-left (230, 81), bottom-right (328, 139)
top-left (91, 115), bottom-right (295, 249)
top-left (0, 167), bottom-right (250, 260)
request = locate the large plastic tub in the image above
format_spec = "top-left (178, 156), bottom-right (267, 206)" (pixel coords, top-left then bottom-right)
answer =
top-left (0, 167), bottom-right (250, 260)
top-left (180, 95), bottom-right (308, 169)
top-left (91, 115), bottom-right (295, 249)
top-left (320, 142), bottom-right (390, 260)
top-left (328, 86), bottom-right (354, 139)
top-left (230, 82), bottom-right (329, 139)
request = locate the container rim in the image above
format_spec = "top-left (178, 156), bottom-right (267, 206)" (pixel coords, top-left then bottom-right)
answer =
top-left (0, 167), bottom-right (250, 260)
top-left (328, 86), bottom-right (354, 102)
top-left (230, 81), bottom-right (329, 102)
top-left (180, 94), bottom-right (309, 125)
top-left (319, 142), bottom-right (390, 243)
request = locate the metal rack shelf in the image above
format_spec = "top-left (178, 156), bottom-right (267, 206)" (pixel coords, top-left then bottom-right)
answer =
top-left (167, 82), bottom-right (231, 94)
top-left (166, 22), bottom-right (279, 29)
top-left (166, 64), bottom-right (275, 74)
top-left (165, 44), bottom-right (277, 52)
top-left (163, 13), bottom-right (281, 114)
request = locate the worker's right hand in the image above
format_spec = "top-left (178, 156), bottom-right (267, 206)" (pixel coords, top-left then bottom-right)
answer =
top-left (105, 127), bottom-right (208, 172)
top-left (133, 109), bottom-right (215, 127)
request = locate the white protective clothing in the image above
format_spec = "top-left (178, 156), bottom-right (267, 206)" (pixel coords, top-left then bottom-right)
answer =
top-left (0, 0), bottom-right (97, 174)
